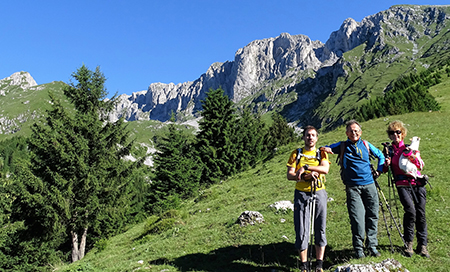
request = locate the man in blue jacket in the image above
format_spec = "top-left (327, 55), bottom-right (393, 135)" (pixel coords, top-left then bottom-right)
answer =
top-left (322, 120), bottom-right (385, 259)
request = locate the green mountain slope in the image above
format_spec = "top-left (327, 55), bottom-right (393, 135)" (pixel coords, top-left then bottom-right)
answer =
top-left (281, 5), bottom-right (450, 130)
top-left (55, 72), bottom-right (450, 272)
top-left (0, 80), bottom-right (68, 141)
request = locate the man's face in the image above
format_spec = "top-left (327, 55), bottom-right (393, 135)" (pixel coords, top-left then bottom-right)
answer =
top-left (303, 129), bottom-right (318, 148)
top-left (346, 123), bottom-right (362, 143)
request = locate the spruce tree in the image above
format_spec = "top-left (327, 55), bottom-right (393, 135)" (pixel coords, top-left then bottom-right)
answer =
top-left (152, 123), bottom-right (202, 211)
top-left (233, 109), bottom-right (268, 171)
top-left (196, 88), bottom-right (236, 184)
top-left (265, 112), bottom-right (297, 152)
top-left (9, 65), bottom-right (142, 264)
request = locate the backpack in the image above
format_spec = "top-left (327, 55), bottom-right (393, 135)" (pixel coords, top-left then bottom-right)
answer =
top-left (296, 148), bottom-right (325, 184)
top-left (296, 147), bottom-right (322, 166)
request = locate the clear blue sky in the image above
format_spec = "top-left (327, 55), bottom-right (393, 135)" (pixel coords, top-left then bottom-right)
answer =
top-left (2, 1), bottom-right (449, 96)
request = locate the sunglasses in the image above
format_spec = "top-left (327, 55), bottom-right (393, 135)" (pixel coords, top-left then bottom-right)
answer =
top-left (388, 130), bottom-right (402, 136)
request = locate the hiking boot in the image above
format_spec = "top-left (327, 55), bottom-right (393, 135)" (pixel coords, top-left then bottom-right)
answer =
top-left (405, 241), bottom-right (414, 257)
top-left (299, 262), bottom-right (310, 272)
top-left (418, 244), bottom-right (430, 258)
top-left (315, 268), bottom-right (324, 272)
top-left (355, 250), bottom-right (365, 259)
top-left (369, 249), bottom-right (381, 257)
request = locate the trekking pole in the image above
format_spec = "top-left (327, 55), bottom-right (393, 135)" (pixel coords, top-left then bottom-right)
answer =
top-left (408, 180), bottom-right (419, 203)
top-left (388, 169), bottom-right (402, 226)
top-left (378, 186), bottom-right (394, 252)
top-left (308, 176), bottom-right (317, 271)
top-left (371, 165), bottom-right (407, 249)
top-left (381, 142), bottom-right (402, 227)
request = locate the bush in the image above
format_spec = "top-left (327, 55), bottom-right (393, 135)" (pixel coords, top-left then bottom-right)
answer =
top-left (94, 238), bottom-right (108, 252)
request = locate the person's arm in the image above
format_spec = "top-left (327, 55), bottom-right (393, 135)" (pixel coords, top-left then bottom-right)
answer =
top-left (321, 142), bottom-right (341, 154)
top-left (287, 165), bottom-right (305, 181)
top-left (307, 151), bottom-right (330, 175)
top-left (368, 142), bottom-right (385, 173)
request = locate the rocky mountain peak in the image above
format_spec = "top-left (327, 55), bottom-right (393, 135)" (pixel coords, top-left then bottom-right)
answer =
top-left (1, 72), bottom-right (37, 90)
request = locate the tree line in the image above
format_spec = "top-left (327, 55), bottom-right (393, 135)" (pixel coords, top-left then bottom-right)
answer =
top-left (0, 66), bottom-right (298, 270)
top-left (353, 65), bottom-right (448, 121)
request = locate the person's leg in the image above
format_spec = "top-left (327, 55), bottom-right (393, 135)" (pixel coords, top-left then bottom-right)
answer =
top-left (397, 186), bottom-right (416, 257)
top-left (294, 190), bottom-right (311, 269)
top-left (414, 186), bottom-right (429, 257)
top-left (397, 187), bottom-right (416, 243)
top-left (314, 189), bottom-right (327, 269)
top-left (346, 186), bottom-right (365, 257)
top-left (315, 245), bottom-right (325, 271)
top-left (414, 186), bottom-right (428, 245)
top-left (363, 183), bottom-right (380, 255)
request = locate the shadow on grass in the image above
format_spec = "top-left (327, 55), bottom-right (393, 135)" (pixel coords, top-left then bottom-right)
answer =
top-left (148, 242), bottom-right (397, 271)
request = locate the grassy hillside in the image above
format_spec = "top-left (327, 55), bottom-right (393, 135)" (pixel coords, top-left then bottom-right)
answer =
top-left (0, 81), bottom-right (69, 141)
top-left (54, 78), bottom-right (450, 271)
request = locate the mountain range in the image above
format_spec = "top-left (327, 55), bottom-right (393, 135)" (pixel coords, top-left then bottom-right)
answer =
top-left (1, 4), bottom-right (450, 139)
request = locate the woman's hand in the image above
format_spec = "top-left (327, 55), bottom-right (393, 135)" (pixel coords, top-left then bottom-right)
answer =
top-left (385, 157), bottom-right (391, 166)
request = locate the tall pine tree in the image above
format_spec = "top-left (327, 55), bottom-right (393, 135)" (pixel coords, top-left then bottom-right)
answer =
top-left (195, 88), bottom-right (237, 184)
top-left (10, 65), bottom-right (142, 264)
top-left (151, 123), bottom-right (202, 212)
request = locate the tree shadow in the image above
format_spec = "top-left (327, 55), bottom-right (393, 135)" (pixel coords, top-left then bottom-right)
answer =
top-left (148, 242), bottom-right (401, 271)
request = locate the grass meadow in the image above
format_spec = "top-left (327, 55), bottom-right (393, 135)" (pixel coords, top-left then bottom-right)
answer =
top-left (56, 80), bottom-right (450, 272)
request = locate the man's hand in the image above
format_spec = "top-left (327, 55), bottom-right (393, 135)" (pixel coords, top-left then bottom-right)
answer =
top-left (296, 167), bottom-right (305, 181)
top-left (320, 147), bottom-right (333, 154)
top-left (373, 170), bottom-right (382, 179)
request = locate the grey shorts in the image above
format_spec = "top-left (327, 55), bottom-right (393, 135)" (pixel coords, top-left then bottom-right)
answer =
top-left (293, 189), bottom-right (327, 250)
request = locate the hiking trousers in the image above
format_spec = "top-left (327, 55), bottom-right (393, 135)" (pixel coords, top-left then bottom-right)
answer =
top-left (293, 189), bottom-right (327, 251)
top-left (397, 186), bottom-right (428, 245)
top-left (345, 183), bottom-right (379, 252)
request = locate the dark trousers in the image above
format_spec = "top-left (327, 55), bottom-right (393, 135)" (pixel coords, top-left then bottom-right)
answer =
top-left (397, 186), bottom-right (428, 245)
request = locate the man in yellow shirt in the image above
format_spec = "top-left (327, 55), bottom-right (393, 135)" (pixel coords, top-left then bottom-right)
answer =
top-left (287, 126), bottom-right (330, 272)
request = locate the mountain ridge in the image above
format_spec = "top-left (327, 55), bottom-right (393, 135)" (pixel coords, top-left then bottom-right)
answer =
top-left (107, 4), bottom-right (450, 126)
top-left (1, 4), bottom-right (450, 136)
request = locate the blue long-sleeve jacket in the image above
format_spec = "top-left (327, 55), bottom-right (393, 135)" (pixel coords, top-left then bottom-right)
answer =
top-left (328, 138), bottom-right (385, 186)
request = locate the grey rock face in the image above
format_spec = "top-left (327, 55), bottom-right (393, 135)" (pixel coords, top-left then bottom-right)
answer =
top-left (110, 32), bottom-right (327, 122)
top-left (110, 5), bottom-right (449, 123)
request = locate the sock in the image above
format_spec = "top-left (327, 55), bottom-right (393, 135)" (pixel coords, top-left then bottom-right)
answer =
top-left (316, 259), bottom-right (323, 269)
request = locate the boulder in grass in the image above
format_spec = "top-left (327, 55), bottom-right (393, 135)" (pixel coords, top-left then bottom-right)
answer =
top-left (237, 211), bottom-right (265, 226)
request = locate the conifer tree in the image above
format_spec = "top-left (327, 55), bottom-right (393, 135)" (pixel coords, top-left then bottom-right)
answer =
top-left (265, 112), bottom-right (297, 152)
top-left (10, 65), bottom-right (142, 264)
top-left (196, 88), bottom-right (237, 184)
top-left (151, 123), bottom-right (202, 211)
top-left (233, 109), bottom-right (268, 171)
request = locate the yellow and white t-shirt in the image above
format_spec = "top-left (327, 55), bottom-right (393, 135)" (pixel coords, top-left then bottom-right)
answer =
top-left (287, 148), bottom-right (330, 192)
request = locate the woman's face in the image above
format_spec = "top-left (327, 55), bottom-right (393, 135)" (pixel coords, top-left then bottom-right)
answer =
top-left (388, 127), bottom-right (403, 144)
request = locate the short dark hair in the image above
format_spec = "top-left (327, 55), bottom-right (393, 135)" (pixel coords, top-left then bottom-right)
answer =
top-left (345, 120), bottom-right (361, 131)
top-left (303, 125), bottom-right (318, 137)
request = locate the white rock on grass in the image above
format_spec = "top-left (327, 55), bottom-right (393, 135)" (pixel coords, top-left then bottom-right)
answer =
top-left (334, 258), bottom-right (409, 272)
top-left (269, 200), bottom-right (294, 212)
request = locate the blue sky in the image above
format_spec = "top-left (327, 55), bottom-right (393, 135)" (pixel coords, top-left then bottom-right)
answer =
top-left (2, 1), bottom-right (449, 97)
